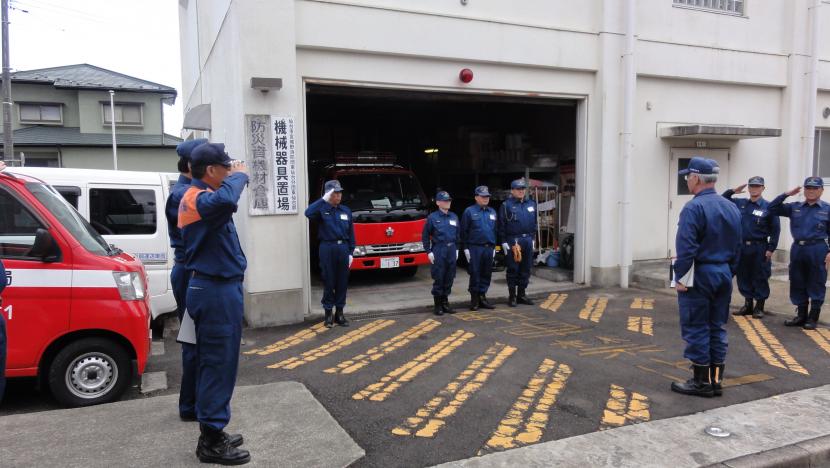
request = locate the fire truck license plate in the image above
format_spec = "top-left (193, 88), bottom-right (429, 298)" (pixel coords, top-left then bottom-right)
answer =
top-left (380, 257), bottom-right (400, 269)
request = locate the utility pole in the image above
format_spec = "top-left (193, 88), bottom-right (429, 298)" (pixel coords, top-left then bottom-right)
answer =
top-left (1, 0), bottom-right (13, 164)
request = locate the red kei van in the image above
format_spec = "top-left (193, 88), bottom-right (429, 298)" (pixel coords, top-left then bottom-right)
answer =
top-left (1, 169), bottom-right (150, 407)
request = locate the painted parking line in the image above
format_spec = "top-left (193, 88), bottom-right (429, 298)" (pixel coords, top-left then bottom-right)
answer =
top-left (478, 358), bottom-right (572, 455)
top-left (627, 316), bottom-right (654, 336)
top-left (630, 297), bottom-right (655, 310)
top-left (244, 322), bottom-right (328, 356)
top-left (267, 320), bottom-right (395, 370)
top-left (578, 296), bottom-right (608, 323)
top-left (353, 330), bottom-right (475, 402)
top-left (540, 293), bottom-right (568, 312)
top-left (324, 319), bottom-right (441, 375)
top-left (391, 342), bottom-right (517, 438)
top-left (804, 328), bottom-right (830, 356)
top-left (734, 316), bottom-right (809, 375)
top-left (599, 384), bottom-right (650, 430)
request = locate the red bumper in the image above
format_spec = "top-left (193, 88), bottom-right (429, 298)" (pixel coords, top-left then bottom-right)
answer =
top-left (351, 252), bottom-right (430, 270)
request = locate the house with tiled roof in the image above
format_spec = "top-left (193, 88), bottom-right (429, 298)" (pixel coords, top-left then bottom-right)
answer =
top-left (0, 64), bottom-right (181, 170)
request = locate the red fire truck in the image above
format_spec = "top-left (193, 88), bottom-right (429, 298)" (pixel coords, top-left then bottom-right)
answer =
top-left (313, 153), bottom-right (430, 276)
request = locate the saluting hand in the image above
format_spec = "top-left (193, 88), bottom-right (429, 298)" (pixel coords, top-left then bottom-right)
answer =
top-left (230, 160), bottom-right (248, 175)
top-left (733, 184), bottom-right (747, 194)
top-left (786, 186), bottom-right (802, 197)
top-left (322, 188), bottom-right (334, 203)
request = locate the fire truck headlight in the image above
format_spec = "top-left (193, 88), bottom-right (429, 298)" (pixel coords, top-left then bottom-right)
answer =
top-left (113, 271), bottom-right (146, 301)
top-left (353, 246), bottom-right (367, 257)
top-left (403, 242), bottom-right (424, 253)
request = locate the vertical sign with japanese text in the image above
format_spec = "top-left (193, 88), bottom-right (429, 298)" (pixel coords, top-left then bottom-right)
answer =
top-left (244, 114), bottom-right (298, 215)
top-left (272, 116), bottom-right (298, 214)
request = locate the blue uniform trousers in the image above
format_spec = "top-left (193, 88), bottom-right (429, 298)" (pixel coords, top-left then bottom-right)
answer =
top-left (171, 263), bottom-right (197, 417)
top-left (467, 245), bottom-right (494, 294)
top-left (0, 313), bottom-right (6, 404)
top-left (187, 277), bottom-right (243, 431)
top-left (677, 263), bottom-right (732, 365)
top-left (431, 243), bottom-right (457, 297)
top-left (789, 243), bottom-right (828, 306)
top-left (505, 237), bottom-right (533, 289)
top-left (736, 242), bottom-right (771, 301)
top-left (319, 241), bottom-right (350, 310)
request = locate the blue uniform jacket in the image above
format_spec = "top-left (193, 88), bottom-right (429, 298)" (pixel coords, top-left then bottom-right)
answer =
top-left (460, 204), bottom-right (497, 247)
top-left (304, 198), bottom-right (356, 251)
top-left (178, 174), bottom-right (248, 279)
top-left (422, 210), bottom-right (460, 253)
top-left (722, 190), bottom-right (780, 252)
top-left (166, 174), bottom-right (192, 263)
top-left (675, 188), bottom-right (742, 280)
top-left (768, 194), bottom-right (830, 241)
top-left (497, 197), bottom-right (537, 243)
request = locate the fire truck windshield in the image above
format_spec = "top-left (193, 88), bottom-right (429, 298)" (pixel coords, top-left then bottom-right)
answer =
top-left (338, 173), bottom-right (427, 216)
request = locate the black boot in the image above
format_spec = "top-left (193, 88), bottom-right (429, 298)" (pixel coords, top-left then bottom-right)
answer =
top-left (516, 288), bottom-right (534, 305)
top-left (469, 292), bottom-right (479, 311)
top-left (323, 309), bottom-right (333, 328)
top-left (442, 295), bottom-right (455, 314)
top-left (734, 298), bottom-right (753, 316)
top-left (334, 307), bottom-right (349, 327)
top-left (478, 294), bottom-right (495, 310)
top-left (804, 304), bottom-right (822, 330)
top-left (710, 363), bottom-right (725, 397)
top-left (433, 296), bottom-right (444, 316)
top-left (670, 363), bottom-right (714, 398)
top-left (785, 304), bottom-right (808, 327)
top-left (196, 424), bottom-right (251, 465)
top-left (752, 299), bottom-right (765, 319)
top-left (508, 287), bottom-right (517, 307)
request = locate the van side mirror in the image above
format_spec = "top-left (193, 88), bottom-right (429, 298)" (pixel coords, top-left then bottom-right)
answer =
top-left (28, 228), bottom-right (60, 262)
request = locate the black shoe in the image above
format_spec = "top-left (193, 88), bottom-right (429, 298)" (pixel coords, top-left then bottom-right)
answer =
top-left (752, 299), bottom-right (765, 319)
top-left (334, 307), bottom-right (349, 327)
top-left (469, 292), bottom-right (479, 311)
top-left (516, 288), bottom-right (534, 306)
top-left (710, 363), bottom-right (725, 397)
top-left (508, 287), bottom-right (517, 307)
top-left (734, 298), bottom-right (753, 316)
top-left (197, 425), bottom-right (251, 465)
top-left (442, 296), bottom-right (455, 314)
top-left (785, 304), bottom-right (808, 327)
top-left (478, 294), bottom-right (495, 310)
top-left (324, 309), bottom-right (333, 329)
top-left (225, 432), bottom-right (244, 448)
top-left (804, 304), bottom-right (822, 330)
top-left (180, 412), bottom-right (197, 422)
top-left (433, 296), bottom-right (444, 316)
top-left (670, 364), bottom-right (714, 398)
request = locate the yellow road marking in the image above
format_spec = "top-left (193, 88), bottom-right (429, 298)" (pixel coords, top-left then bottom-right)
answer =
top-left (630, 298), bottom-right (655, 310)
top-left (391, 342), bottom-right (516, 438)
top-left (540, 293), bottom-right (568, 312)
top-left (722, 373), bottom-right (774, 388)
top-left (324, 319), bottom-right (441, 375)
top-left (479, 358), bottom-right (572, 454)
top-left (267, 319), bottom-right (395, 370)
top-left (804, 328), bottom-right (830, 356)
top-left (578, 296), bottom-right (608, 323)
top-left (352, 329), bottom-right (475, 401)
top-left (599, 384), bottom-right (650, 430)
top-left (627, 316), bottom-right (653, 336)
top-left (734, 316), bottom-right (809, 375)
top-left (244, 322), bottom-right (327, 356)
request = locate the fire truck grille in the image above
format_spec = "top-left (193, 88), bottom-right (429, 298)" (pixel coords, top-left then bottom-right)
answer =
top-left (366, 243), bottom-right (407, 255)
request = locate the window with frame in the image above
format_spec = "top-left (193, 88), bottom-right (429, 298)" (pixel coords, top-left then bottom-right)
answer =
top-left (102, 102), bottom-right (143, 126)
top-left (89, 188), bottom-right (156, 235)
top-left (18, 103), bottom-right (63, 124)
top-left (673, 0), bottom-right (745, 15)
top-left (0, 187), bottom-right (45, 259)
top-left (813, 128), bottom-right (830, 180)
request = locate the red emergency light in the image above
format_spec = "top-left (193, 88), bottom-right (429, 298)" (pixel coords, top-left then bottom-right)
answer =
top-left (334, 151), bottom-right (397, 166)
top-left (459, 68), bottom-right (474, 83)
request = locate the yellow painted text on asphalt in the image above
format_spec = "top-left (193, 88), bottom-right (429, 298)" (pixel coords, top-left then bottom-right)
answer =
top-left (630, 298), bottom-right (655, 310)
top-left (804, 328), bottom-right (830, 356)
top-left (627, 316), bottom-right (654, 336)
top-left (579, 296), bottom-right (608, 323)
top-left (244, 323), bottom-right (327, 356)
top-left (734, 316), bottom-right (808, 375)
top-left (599, 384), bottom-right (650, 430)
top-left (540, 293), bottom-right (568, 312)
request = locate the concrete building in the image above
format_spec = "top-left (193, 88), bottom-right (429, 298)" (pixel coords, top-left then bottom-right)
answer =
top-left (177, 0), bottom-right (830, 326)
top-left (0, 64), bottom-right (181, 170)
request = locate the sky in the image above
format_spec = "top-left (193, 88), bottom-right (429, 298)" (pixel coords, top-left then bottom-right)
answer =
top-left (7, 0), bottom-right (184, 135)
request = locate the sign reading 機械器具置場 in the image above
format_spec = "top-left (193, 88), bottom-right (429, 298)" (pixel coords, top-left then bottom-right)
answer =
top-left (244, 115), bottom-right (298, 215)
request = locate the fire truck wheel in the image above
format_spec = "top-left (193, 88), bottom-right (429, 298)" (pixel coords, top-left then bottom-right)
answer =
top-left (48, 337), bottom-right (131, 408)
top-left (397, 266), bottom-right (418, 277)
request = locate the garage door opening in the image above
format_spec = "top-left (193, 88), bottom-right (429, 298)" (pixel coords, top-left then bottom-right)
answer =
top-left (305, 84), bottom-right (579, 315)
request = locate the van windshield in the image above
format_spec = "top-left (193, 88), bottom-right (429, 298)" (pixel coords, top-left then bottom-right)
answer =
top-left (338, 173), bottom-right (428, 216)
top-left (25, 182), bottom-right (111, 256)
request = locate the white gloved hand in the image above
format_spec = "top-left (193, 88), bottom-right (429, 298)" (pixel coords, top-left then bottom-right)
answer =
top-left (456, 250), bottom-right (459, 260)
top-left (492, 249), bottom-right (496, 259)
top-left (502, 243), bottom-right (510, 254)
top-left (322, 188), bottom-right (334, 203)
top-left (532, 240), bottom-right (536, 250)
top-left (464, 249), bottom-right (471, 262)
top-left (348, 255), bottom-right (353, 268)
top-left (428, 252), bottom-right (435, 264)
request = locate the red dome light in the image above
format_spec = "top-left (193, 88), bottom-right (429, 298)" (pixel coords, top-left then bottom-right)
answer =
top-left (459, 68), bottom-right (474, 84)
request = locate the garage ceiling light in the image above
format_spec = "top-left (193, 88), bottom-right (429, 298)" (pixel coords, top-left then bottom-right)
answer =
top-left (424, 148), bottom-right (439, 154)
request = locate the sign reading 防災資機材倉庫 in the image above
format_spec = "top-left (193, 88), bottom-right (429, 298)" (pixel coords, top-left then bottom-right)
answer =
top-left (244, 115), bottom-right (298, 216)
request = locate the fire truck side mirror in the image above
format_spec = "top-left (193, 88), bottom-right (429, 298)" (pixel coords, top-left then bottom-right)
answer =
top-left (28, 228), bottom-right (61, 263)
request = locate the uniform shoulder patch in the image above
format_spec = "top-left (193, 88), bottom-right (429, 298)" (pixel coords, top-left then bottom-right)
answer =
top-left (178, 186), bottom-right (211, 228)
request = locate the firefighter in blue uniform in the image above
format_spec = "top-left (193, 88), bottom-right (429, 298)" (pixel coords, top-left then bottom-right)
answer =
top-left (423, 191), bottom-right (459, 316)
top-left (722, 176), bottom-right (780, 319)
top-left (461, 185), bottom-right (497, 311)
top-left (178, 143), bottom-right (249, 465)
top-left (305, 180), bottom-right (355, 328)
top-left (672, 157), bottom-right (741, 398)
top-left (768, 176), bottom-right (830, 330)
top-left (0, 258), bottom-right (6, 405)
top-left (166, 137), bottom-right (207, 421)
top-left (498, 179), bottom-right (537, 307)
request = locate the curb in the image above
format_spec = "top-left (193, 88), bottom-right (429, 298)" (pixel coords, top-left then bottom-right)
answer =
top-left (706, 434), bottom-right (830, 468)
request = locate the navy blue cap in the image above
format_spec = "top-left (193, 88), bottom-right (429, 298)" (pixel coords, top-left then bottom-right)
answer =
top-left (324, 180), bottom-right (343, 192)
top-left (678, 157), bottom-right (718, 176)
top-left (511, 179), bottom-right (528, 189)
top-left (176, 138), bottom-right (208, 161)
top-left (804, 176), bottom-right (824, 188)
top-left (748, 176), bottom-right (765, 186)
top-left (474, 185), bottom-right (491, 197)
top-left (190, 143), bottom-right (232, 168)
top-left (436, 191), bottom-right (452, 201)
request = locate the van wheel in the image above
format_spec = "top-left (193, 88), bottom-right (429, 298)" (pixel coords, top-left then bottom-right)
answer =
top-left (48, 338), bottom-right (131, 407)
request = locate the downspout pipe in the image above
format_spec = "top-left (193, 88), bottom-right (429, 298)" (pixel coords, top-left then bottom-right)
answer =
top-left (620, 0), bottom-right (636, 288)
top-left (805, 0), bottom-right (821, 178)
